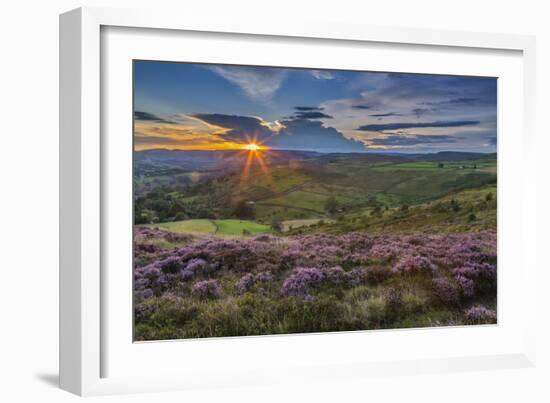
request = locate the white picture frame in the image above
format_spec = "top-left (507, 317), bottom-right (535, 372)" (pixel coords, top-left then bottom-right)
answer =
top-left (60, 6), bottom-right (537, 396)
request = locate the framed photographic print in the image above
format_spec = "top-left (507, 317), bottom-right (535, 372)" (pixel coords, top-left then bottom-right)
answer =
top-left (60, 7), bottom-right (537, 396)
top-left (132, 60), bottom-right (499, 341)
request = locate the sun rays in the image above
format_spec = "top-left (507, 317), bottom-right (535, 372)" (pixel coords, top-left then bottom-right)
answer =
top-left (237, 141), bottom-right (275, 190)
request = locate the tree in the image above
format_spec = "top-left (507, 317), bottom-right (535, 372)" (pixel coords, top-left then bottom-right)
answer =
top-left (451, 199), bottom-right (461, 212)
top-left (325, 196), bottom-right (339, 215)
top-left (485, 193), bottom-right (493, 201)
top-left (232, 200), bottom-right (255, 220)
top-left (270, 218), bottom-right (283, 233)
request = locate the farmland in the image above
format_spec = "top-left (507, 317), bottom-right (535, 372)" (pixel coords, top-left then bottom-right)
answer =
top-left (147, 219), bottom-right (271, 238)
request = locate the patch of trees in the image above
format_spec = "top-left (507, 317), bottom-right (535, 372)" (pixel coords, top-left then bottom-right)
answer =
top-left (232, 200), bottom-right (256, 220)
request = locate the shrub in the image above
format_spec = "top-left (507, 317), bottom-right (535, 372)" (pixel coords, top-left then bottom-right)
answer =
top-left (235, 273), bottom-right (254, 294)
top-left (431, 277), bottom-right (460, 306)
top-left (455, 275), bottom-right (475, 298)
top-left (280, 267), bottom-right (324, 298)
top-left (180, 258), bottom-right (207, 280)
top-left (235, 271), bottom-right (274, 294)
top-left (383, 287), bottom-right (403, 309)
top-left (191, 279), bottom-right (222, 299)
top-left (393, 255), bottom-right (436, 275)
top-left (364, 265), bottom-right (392, 284)
top-left (464, 305), bottom-right (497, 324)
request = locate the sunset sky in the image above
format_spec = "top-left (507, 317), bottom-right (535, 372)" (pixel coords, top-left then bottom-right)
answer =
top-left (134, 61), bottom-right (497, 153)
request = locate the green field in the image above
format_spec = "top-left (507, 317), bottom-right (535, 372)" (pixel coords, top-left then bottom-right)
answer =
top-left (282, 218), bottom-right (335, 231)
top-left (294, 184), bottom-right (497, 235)
top-left (146, 218), bottom-right (270, 237)
top-left (373, 160), bottom-right (496, 173)
top-left (213, 219), bottom-right (271, 236)
top-left (146, 219), bottom-right (217, 234)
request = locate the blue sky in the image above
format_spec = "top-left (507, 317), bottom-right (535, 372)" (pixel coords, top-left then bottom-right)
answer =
top-left (134, 61), bottom-right (497, 153)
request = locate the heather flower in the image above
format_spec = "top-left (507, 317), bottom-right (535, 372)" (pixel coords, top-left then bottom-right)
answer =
top-left (346, 268), bottom-right (365, 286)
top-left (432, 277), bottom-right (460, 305)
top-left (464, 305), bottom-right (497, 324)
top-left (235, 273), bottom-right (254, 294)
top-left (235, 271), bottom-right (274, 294)
top-left (280, 267), bottom-right (325, 298)
top-left (180, 258), bottom-right (207, 281)
top-left (452, 262), bottom-right (496, 293)
top-left (455, 275), bottom-right (475, 298)
top-left (138, 288), bottom-right (154, 300)
top-left (323, 266), bottom-right (346, 284)
top-left (393, 255), bottom-right (436, 275)
top-left (159, 255), bottom-right (183, 274)
top-left (191, 279), bottom-right (222, 299)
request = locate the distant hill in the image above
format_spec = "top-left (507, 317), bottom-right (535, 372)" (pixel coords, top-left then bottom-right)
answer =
top-left (135, 149), bottom-right (418, 173)
top-left (405, 151), bottom-right (496, 162)
top-left (134, 149), bottom-right (322, 173)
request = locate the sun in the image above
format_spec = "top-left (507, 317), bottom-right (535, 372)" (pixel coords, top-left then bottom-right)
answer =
top-left (242, 143), bottom-right (262, 151)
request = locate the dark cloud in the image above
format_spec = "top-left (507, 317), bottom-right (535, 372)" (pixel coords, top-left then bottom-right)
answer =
top-left (294, 106), bottom-right (324, 111)
top-left (294, 111), bottom-right (333, 119)
top-left (288, 106), bottom-right (332, 120)
top-left (193, 113), bottom-right (365, 151)
top-left (191, 113), bottom-right (360, 151)
top-left (411, 108), bottom-right (435, 118)
top-left (270, 119), bottom-right (365, 152)
top-left (423, 97), bottom-right (482, 107)
top-left (352, 104), bottom-right (373, 110)
top-left (292, 106), bottom-right (332, 119)
top-left (357, 120), bottom-right (480, 132)
top-left (369, 134), bottom-right (457, 147)
top-left (134, 111), bottom-right (175, 124)
top-left (192, 113), bottom-right (273, 142)
top-left (369, 112), bottom-right (402, 118)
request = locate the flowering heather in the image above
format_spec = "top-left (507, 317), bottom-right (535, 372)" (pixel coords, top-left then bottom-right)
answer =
top-left (180, 258), bottom-right (208, 280)
top-left (452, 262), bottom-right (496, 294)
top-left (280, 267), bottom-right (325, 298)
top-left (346, 268), bottom-right (365, 286)
top-left (135, 226), bottom-right (192, 243)
top-left (393, 255), bottom-right (436, 274)
top-left (191, 279), bottom-right (222, 299)
top-left (432, 277), bottom-right (460, 305)
top-left (464, 305), bottom-right (497, 324)
top-left (279, 266), bottom-right (366, 298)
top-left (235, 271), bottom-right (274, 294)
top-left (133, 229), bottom-right (497, 338)
top-left (455, 275), bottom-right (475, 298)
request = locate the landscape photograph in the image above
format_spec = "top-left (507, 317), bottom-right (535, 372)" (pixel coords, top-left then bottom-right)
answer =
top-left (133, 61), bottom-right (497, 341)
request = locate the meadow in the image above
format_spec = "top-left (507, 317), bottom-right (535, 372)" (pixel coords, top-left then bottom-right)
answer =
top-left (133, 150), bottom-right (497, 340)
